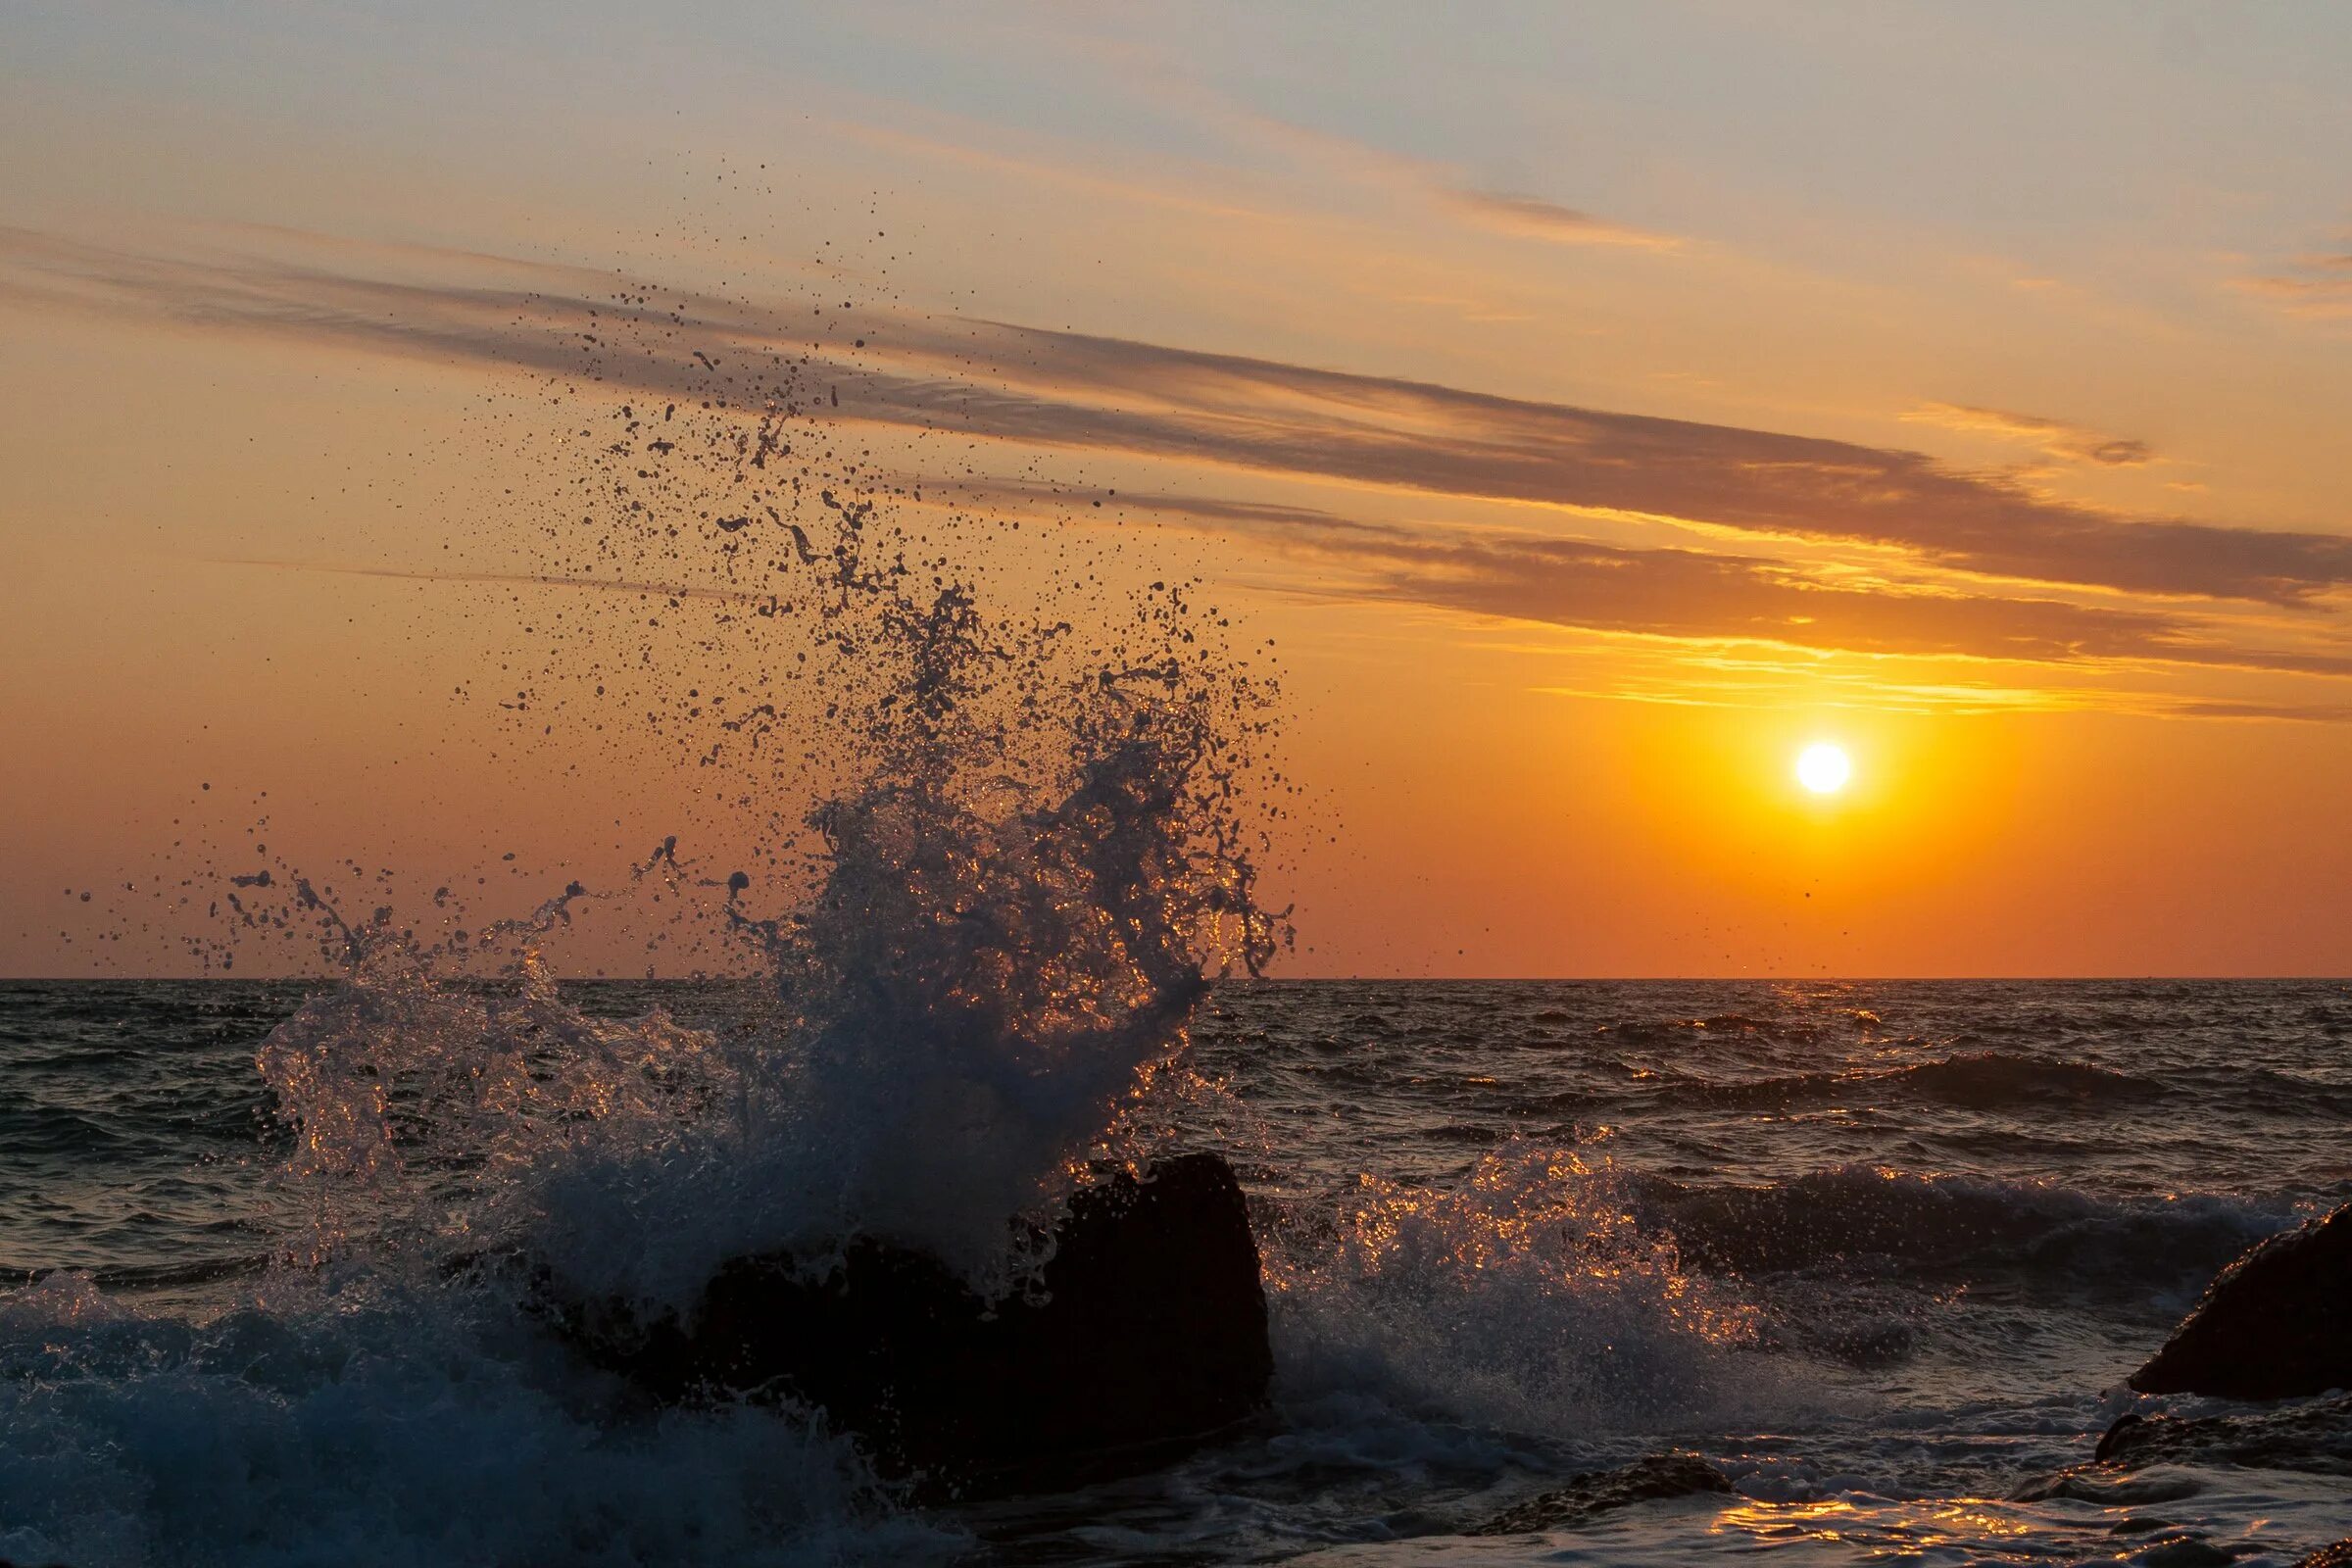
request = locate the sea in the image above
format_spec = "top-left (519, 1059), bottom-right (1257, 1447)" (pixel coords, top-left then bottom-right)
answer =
top-left (4, 976), bottom-right (2348, 1566)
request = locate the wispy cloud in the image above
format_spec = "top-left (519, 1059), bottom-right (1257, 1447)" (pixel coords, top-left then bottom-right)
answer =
top-left (2167, 697), bottom-right (2352, 722)
top-left (1037, 43), bottom-right (1686, 256)
top-left (1430, 188), bottom-right (1681, 250)
top-left (863, 320), bottom-right (2348, 606)
top-left (2231, 238), bottom-right (2352, 320)
top-left (1902, 402), bottom-right (2153, 467)
top-left (11, 225), bottom-right (2352, 619)
top-left (207, 558), bottom-right (769, 606)
top-left (1020, 487), bottom-right (2352, 679)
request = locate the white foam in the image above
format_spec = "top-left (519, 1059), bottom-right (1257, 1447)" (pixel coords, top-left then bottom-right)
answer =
top-left (0, 1272), bottom-right (961, 1568)
top-left (1263, 1140), bottom-right (1797, 1442)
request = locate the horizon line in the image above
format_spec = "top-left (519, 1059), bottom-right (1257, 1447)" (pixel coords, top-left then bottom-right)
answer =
top-left (3, 972), bottom-right (2345, 986)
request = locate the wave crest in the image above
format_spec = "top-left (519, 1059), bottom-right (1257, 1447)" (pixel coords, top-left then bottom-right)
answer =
top-left (1265, 1141), bottom-right (1776, 1437)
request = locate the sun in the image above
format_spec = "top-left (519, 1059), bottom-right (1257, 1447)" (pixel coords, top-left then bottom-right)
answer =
top-left (1795, 742), bottom-right (1852, 795)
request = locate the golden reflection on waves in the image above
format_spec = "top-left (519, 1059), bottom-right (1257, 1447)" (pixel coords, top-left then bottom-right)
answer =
top-left (1705, 1491), bottom-right (2205, 1564)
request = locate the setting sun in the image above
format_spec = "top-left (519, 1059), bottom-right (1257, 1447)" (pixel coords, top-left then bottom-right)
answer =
top-left (1796, 742), bottom-right (1853, 795)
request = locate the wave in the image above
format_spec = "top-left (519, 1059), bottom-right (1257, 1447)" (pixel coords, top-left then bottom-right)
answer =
top-left (1261, 1142), bottom-right (1793, 1441)
top-left (1641, 1051), bottom-right (2173, 1115)
top-left (1639, 1166), bottom-right (2298, 1288)
top-left (1598, 1013), bottom-right (1792, 1049)
top-left (1244, 1152), bottom-right (2300, 1438)
top-left (3, 1255), bottom-right (272, 1295)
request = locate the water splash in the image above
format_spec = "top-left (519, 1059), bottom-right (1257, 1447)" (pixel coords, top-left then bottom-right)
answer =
top-left (5, 221), bottom-right (1311, 1562)
top-left (240, 400), bottom-right (1287, 1307)
top-left (0, 1267), bottom-right (956, 1568)
top-left (1265, 1139), bottom-right (1772, 1439)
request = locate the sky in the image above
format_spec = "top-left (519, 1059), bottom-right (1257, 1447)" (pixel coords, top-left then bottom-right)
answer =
top-left (4, 0), bottom-right (2351, 977)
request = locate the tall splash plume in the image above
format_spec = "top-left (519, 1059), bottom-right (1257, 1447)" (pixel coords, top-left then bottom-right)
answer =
top-left (238, 263), bottom-right (1290, 1308)
top-left (758, 559), bottom-right (1283, 1286)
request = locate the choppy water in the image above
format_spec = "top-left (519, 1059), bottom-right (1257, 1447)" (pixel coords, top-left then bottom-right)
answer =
top-left (5, 977), bottom-right (2348, 1566)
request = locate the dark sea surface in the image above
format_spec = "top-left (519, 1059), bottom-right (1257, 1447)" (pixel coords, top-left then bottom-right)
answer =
top-left (4, 978), bottom-right (2349, 1565)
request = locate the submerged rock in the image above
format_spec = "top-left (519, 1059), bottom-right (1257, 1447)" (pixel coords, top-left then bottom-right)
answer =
top-left (2087, 1395), bottom-right (2352, 1479)
top-left (2132, 1202), bottom-right (2352, 1400)
top-left (1469, 1453), bottom-right (1734, 1536)
top-left (546, 1152), bottom-right (1272, 1497)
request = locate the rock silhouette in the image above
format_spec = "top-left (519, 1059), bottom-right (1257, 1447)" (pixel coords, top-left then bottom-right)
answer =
top-left (546, 1152), bottom-right (1273, 1497)
top-left (2132, 1202), bottom-right (2352, 1400)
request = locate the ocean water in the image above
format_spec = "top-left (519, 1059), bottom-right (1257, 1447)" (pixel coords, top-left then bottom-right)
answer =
top-left (4, 976), bottom-right (2348, 1566)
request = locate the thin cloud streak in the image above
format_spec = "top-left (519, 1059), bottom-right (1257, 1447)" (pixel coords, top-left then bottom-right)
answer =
top-left (11, 226), bottom-right (2352, 619)
top-left (2232, 240), bottom-right (2352, 319)
top-left (2167, 698), bottom-right (2352, 722)
top-left (205, 558), bottom-right (773, 606)
top-left (1062, 491), bottom-right (2352, 679)
top-left (1038, 45), bottom-right (1686, 253)
top-left (1902, 403), bottom-right (2153, 467)
top-left (1432, 188), bottom-right (1682, 250)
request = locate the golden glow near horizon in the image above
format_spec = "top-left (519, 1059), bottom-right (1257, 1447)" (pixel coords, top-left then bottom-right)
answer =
top-left (1795, 743), bottom-right (1853, 796)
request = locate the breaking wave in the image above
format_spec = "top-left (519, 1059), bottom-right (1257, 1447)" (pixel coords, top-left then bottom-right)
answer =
top-left (4, 251), bottom-right (1297, 1565)
top-left (0, 1271), bottom-right (956, 1568)
top-left (1263, 1141), bottom-right (1783, 1441)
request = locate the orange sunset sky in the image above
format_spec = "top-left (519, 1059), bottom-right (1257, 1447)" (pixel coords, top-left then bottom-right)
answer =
top-left (5, 3), bottom-right (2351, 977)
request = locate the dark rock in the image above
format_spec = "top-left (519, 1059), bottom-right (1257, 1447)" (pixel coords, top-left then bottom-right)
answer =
top-left (2132, 1202), bottom-right (2352, 1400)
top-left (1470, 1453), bottom-right (1734, 1536)
top-left (2008, 1465), bottom-right (2208, 1507)
top-left (2295, 1542), bottom-right (2352, 1568)
top-left (547, 1152), bottom-right (1272, 1497)
top-left (2088, 1394), bottom-right (2352, 1478)
top-left (2092, 1412), bottom-right (2144, 1463)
